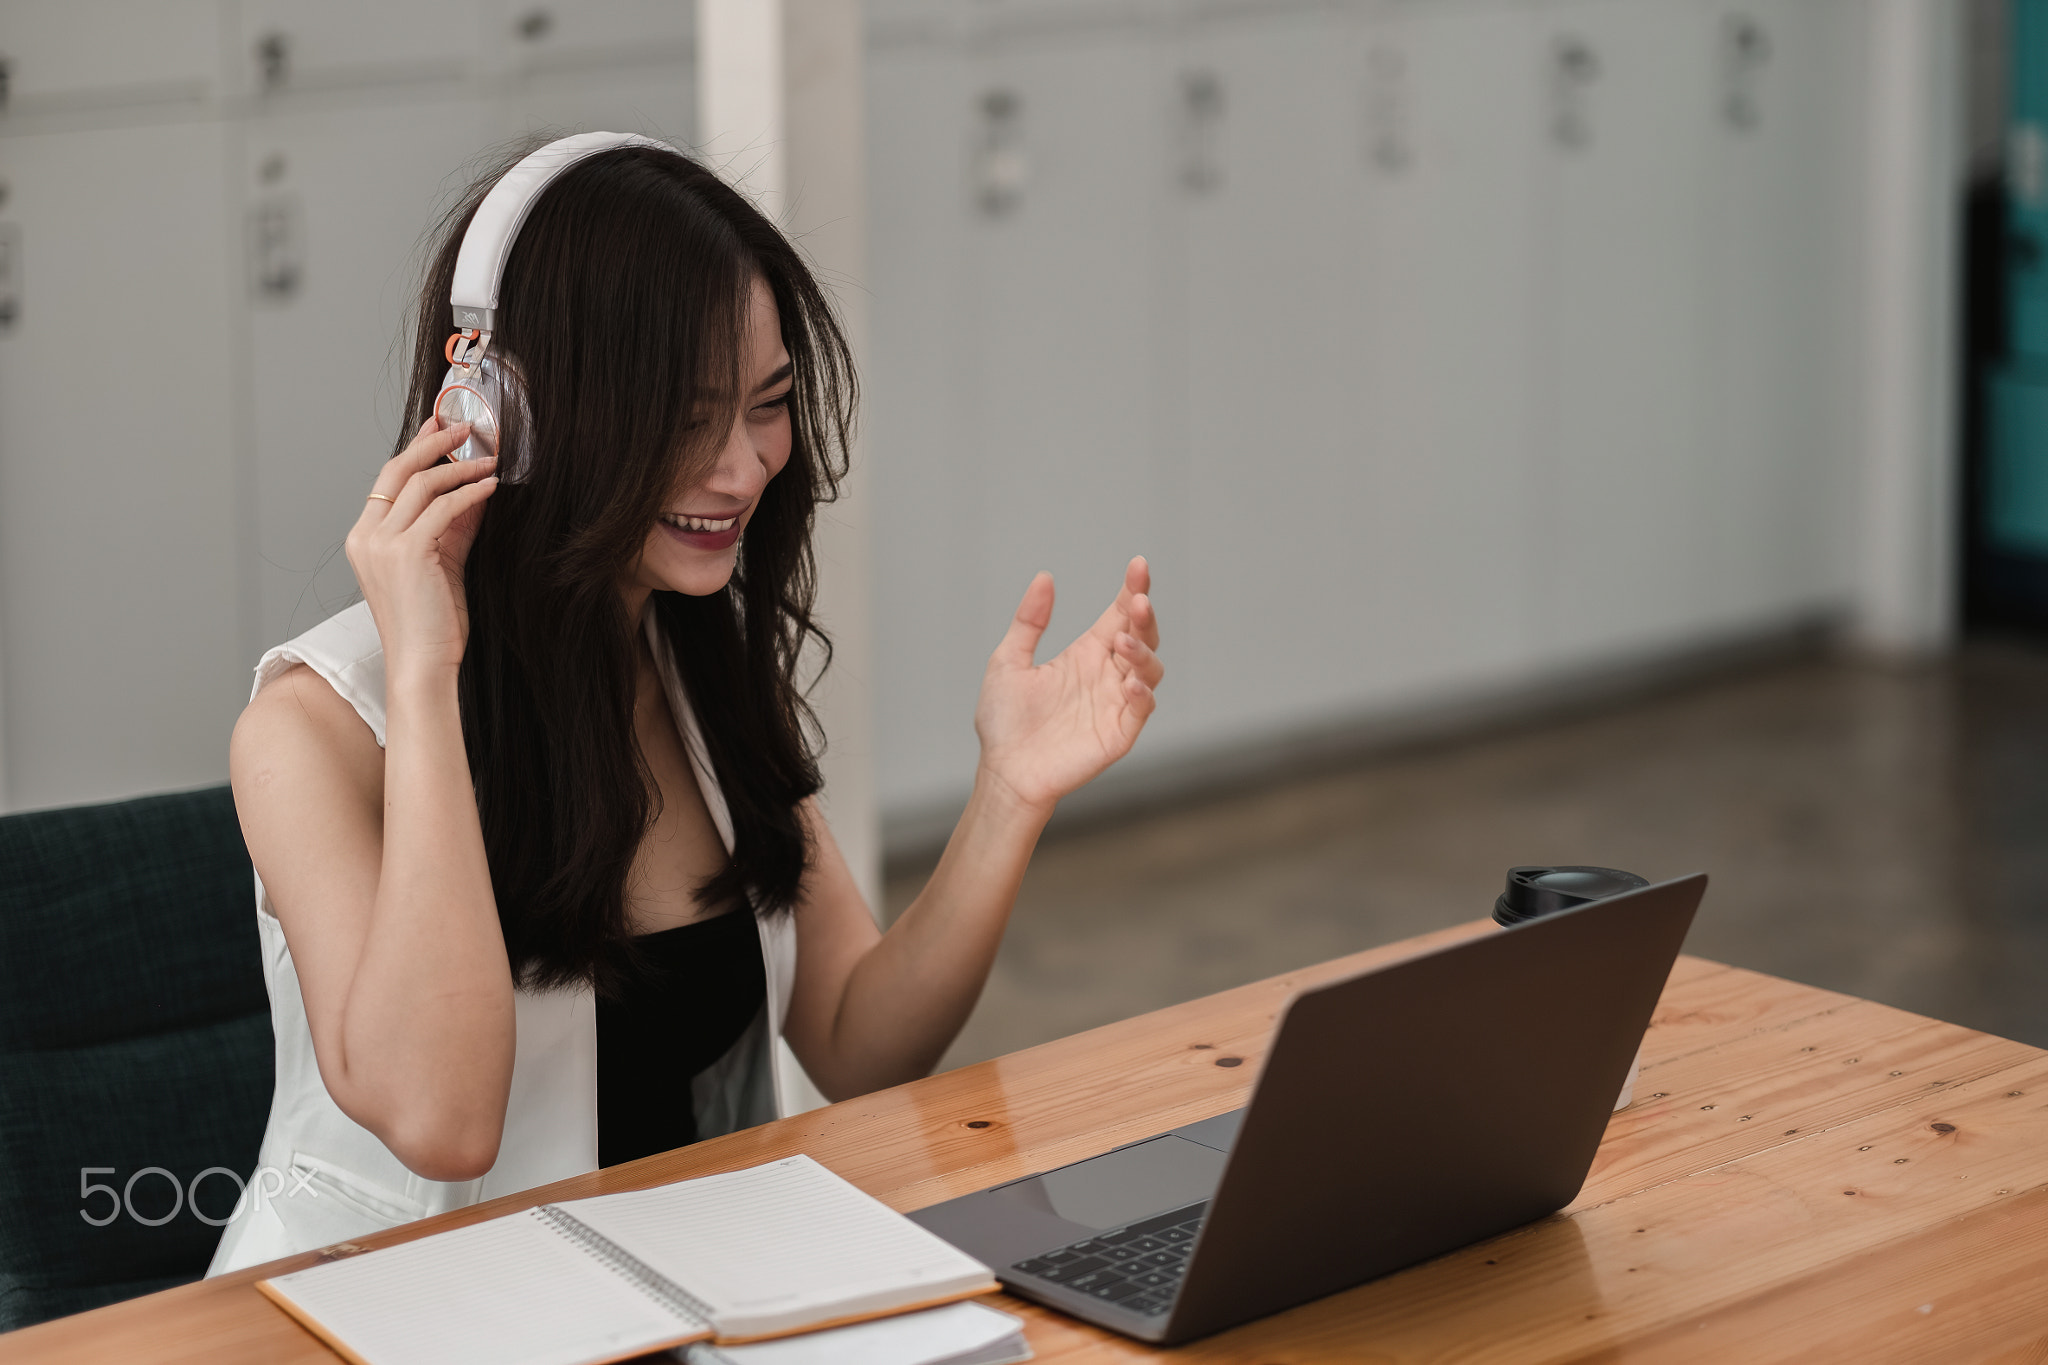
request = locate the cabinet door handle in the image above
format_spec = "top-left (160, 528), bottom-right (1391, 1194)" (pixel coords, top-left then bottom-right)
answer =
top-left (1549, 36), bottom-right (1600, 151)
top-left (0, 222), bottom-right (20, 330)
top-left (1721, 14), bottom-right (1770, 132)
top-left (1178, 70), bottom-right (1225, 194)
top-left (248, 197), bottom-right (303, 301)
top-left (1364, 43), bottom-right (1412, 175)
top-left (255, 32), bottom-right (290, 93)
top-left (975, 88), bottom-right (1027, 217)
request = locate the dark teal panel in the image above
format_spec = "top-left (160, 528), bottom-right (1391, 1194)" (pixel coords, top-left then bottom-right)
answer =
top-left (1990, 365), bottom-right (2048, 556)
top-left (2017, 0), bottom-right (2048, 122)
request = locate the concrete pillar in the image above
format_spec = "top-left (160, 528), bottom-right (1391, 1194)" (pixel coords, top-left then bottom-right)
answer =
top-left (1854, 0), bottom-right (1965, 654)
top-left (697, 0), bottom-right (875, 910)
top-left (699, 0), bottom-right (874, 1112)
top-left (697, 2), bottom-right (789, 220)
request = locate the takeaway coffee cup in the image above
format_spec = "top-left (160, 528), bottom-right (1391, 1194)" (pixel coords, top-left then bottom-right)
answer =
top-left (1493, 865), bottom-right (1652, 1110)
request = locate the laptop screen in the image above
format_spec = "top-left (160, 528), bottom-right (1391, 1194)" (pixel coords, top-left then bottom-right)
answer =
top-left (990, 1136), bottom-right (1228, 1232)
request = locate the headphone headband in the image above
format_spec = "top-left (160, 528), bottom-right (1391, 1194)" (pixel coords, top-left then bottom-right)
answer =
top-left (449, 132), bottom-right (675, 330)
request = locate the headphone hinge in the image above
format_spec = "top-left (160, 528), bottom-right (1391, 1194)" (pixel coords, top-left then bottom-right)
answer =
top-left (445, 328), bottom-right (493, 372)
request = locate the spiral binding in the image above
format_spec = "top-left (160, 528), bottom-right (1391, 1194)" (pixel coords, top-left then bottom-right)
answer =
top-left (531, 1204), bottom-right (716, 1330)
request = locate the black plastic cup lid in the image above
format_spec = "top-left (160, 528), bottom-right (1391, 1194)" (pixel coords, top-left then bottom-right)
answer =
top-left (1493, 865), bottom-right (1650, 926)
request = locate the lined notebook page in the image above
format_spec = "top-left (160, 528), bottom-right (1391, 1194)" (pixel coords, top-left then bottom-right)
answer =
top-left (261, 1211), bottom-right (704, 1365)
top-left (552, 1156), bottom-right (993, 1336)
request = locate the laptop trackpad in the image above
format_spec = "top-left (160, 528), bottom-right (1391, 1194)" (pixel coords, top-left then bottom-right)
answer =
top-left (998, 1135), bottom-right (1228, 1233)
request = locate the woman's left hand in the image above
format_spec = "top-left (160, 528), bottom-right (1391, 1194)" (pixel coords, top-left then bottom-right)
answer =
top-left (975, 556), bottom-right (1163, 816)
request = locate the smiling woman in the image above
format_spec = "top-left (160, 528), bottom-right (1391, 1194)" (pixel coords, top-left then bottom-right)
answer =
top-left (639, 341), bottom-right (792, 583)
top-left (209, 135), bottom-right (1164, 1276)
top-left (423, 144), bottom-right (852, 990)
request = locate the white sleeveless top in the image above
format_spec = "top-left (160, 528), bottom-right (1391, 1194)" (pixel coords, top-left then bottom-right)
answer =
top-left (206, 601), bottom-right (797, 1275)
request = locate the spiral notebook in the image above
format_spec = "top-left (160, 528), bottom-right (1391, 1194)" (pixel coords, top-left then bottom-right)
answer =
top-left (257, 1155), bottom-right (999, 1365)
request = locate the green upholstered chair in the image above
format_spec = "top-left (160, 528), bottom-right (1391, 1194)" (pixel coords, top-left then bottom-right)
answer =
top-left (0, 785), bottom-right (272, 1331)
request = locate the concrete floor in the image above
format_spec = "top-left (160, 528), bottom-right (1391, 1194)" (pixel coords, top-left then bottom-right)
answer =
top-left (884, 638), bottom-right (2048, 1071)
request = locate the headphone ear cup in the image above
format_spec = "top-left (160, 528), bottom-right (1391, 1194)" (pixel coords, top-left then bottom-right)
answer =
top-left (434, 354), bottom-right (533, 481)
top-left (435, 362), bottom-right (500, 462)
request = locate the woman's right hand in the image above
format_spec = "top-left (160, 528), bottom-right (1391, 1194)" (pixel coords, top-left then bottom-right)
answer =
top-left (345, 416), bottom-right (500, 681)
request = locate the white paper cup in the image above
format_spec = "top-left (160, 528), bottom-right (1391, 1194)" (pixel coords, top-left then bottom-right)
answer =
top-left (1613, 1043), bottom-right (1642, 1111)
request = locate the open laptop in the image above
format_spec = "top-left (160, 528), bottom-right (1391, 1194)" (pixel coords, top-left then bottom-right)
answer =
top-left (909, 873), bottom-right (1705, 1345)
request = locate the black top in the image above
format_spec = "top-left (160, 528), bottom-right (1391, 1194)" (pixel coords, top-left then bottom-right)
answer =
top-left (597, 907), bottom-right (767, 1168)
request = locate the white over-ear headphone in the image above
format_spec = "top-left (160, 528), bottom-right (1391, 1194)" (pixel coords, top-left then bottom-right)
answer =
top-left (436, 132), bottom-right (676, 477)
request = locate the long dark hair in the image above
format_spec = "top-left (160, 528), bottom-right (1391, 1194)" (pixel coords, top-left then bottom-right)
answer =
top-left (394, 137), bottom-right (855, 995)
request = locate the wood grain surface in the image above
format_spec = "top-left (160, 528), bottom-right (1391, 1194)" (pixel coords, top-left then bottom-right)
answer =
top-left (5, 920), bottom-right (2046, 1364)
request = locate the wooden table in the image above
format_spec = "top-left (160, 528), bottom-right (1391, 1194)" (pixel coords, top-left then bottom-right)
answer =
top-left (8, 920), bottom-right (2048, 1364)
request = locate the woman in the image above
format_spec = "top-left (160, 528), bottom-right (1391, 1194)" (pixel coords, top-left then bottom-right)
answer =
top-left (206, 136), bottom-right (1162, 1274)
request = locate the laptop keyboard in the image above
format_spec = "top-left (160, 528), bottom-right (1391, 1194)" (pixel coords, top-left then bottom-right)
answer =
top-left (1007, 1202), bottom-right (1207, 1318)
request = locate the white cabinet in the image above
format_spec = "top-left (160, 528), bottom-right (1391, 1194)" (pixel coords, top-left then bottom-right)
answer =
top-left (1524, 0), bottom-right (1717, 664)
top-left (863, 0), bottom-right (1868, 828)
top-left (234, 0), bottom-right (480, 86)
top-left (0, 122), bottom-right (246, 809)
top-left (479, 44), bottom-right (697, 141)
top-left (963, 35), bottom-right (1172, 702)
top-left (0, 0), bottom-right (698, 810)
top-left (868, 32), bottom-right (983, 813)
top-left (0, 0), bottom-right (1873, 820)
top-left (229, 0), bottom-right (695, 92)
top-left (1517, 0), bottom-right (1860, 662)
top-left (240, 58), bottom-right (697, 649)
top-left (1352, 0), bottom-right (1550, 701)
top-left (1692, 0), bottom-right (1860, 628)
top-left (0, 0), bottom-right (222, 105)
top-left (478, 0), bottom-right (695, 70)
top-left (240, 100), bottom-right (492, 646)
top-left (870, 21), bottom-right (1177, 813)
top-left (1177, 6), bottom-right (1434, 741)
top-left (476, 0), bottom-right (697, 134)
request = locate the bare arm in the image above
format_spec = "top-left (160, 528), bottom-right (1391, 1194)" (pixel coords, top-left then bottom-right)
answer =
top-left (783, 558), bottom-right (1163, 1098)
top-left (234, 418), bottom-right (511, 1180)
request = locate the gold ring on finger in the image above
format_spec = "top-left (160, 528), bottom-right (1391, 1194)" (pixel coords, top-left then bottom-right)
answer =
top-left (366, 493), bottom-right (397, 505)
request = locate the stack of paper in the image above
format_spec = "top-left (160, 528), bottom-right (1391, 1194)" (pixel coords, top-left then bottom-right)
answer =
top-left (681, 1301), bottom-right (1030, 1365)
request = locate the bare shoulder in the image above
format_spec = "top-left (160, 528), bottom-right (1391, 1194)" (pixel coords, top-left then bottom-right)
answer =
top-left (231, 662), bottom-right (384, 813)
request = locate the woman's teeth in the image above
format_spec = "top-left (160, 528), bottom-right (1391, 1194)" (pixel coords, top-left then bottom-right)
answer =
top-left (664, 513), bottom-right (737, 533)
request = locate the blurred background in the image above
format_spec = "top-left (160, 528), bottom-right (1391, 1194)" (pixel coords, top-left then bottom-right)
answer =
top-left (1, 0), bottom-right (2044, 1065)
